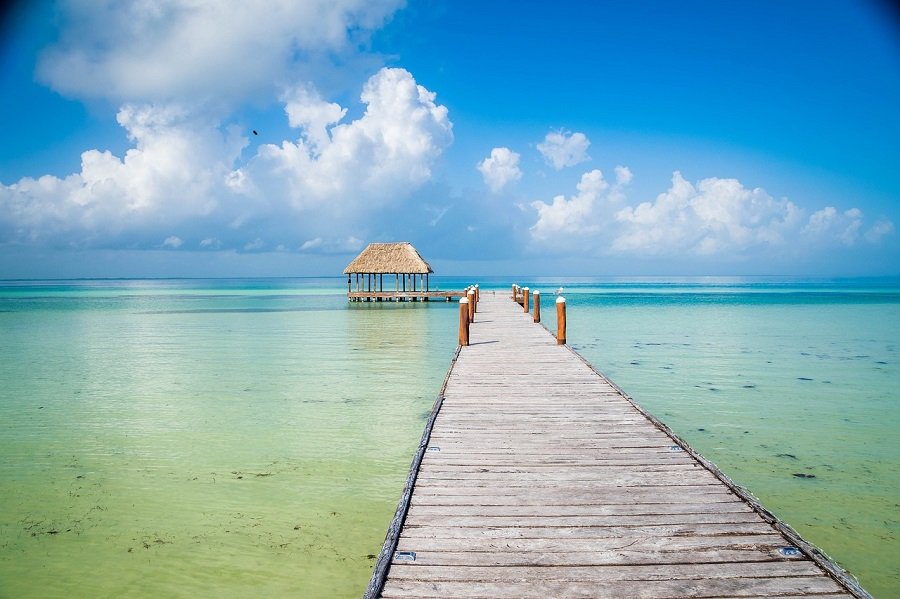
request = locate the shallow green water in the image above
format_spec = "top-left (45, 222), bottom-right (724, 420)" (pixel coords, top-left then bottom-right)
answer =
top-left (0, 280), bottom-right (457, 597)
top-left (1, 277), bottom-right (897, 597)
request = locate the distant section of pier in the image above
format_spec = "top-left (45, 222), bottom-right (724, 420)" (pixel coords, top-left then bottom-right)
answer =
top-left (348, 290), bottom-right (465, 302)
top-left (365, 292), bottom-right (871, 598)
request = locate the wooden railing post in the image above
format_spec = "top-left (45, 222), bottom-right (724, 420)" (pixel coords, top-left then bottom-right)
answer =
top-left (533, 290), bottom-right (541, 323)
top-left (459, 297), bottom-right (469, 346)
top-left (467, 288), bottom-right (475, 323)
top-left (471, 286), bottom-right (477, 314)
top-left (511, 284), bottom-right (517, 301)
top-left (556, 296), bottom-right (566, 345)
top-left (523, 287), bottom-right (530, 313)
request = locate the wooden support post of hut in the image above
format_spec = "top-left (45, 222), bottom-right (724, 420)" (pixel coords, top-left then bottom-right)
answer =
top-left (343, 242), bottom-right (435, 302)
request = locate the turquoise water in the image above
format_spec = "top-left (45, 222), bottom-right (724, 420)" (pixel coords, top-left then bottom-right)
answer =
top-left (533, 277), bottom-right (899, 597)
top-left (1, 277), bottom-right (897, 597)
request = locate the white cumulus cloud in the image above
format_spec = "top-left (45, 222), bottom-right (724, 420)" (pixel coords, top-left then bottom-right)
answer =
top-left (249, 68), bottom-right (452, 211)
top-left (0, 103), bottom-right (245, 247)
top-left (614, 165), bottom-right (633, 185)
top-left (530, 169), bottom-right (610, 240)
top-left (477, 147), bottom-right (522, 193)
top-left (536, 130), bottom-right (590, 170)
top-left (37, 0), bottom-right (403, 104)
top-left (803, 206), bottom-right (867, 246)
top-left (0, 68), bottom-right (453, 251)
top-left (614, 172), bottom-right (802, 255)
top-left (529, 169), bottom-right (893, 259)
top-left (865, 219), bottom-right (895, 243)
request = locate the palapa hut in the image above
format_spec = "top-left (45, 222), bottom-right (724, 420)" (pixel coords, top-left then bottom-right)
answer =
top-left (343, 242), bottom-right (435, 301)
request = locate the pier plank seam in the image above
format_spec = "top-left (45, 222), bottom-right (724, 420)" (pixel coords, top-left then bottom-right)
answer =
top-left (365, 294), bottom-right (870, 599)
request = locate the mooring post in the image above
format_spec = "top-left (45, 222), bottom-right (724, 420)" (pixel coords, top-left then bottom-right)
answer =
top-left (523, 287), bottom-right (530, 313)
top-left (471, 286), bottom-right (477, 314)
top-left (475, 284), bottom-right (480, 303)
top-left (533, 290), bottom-right (541, 323)
top-left (511, 284), bottom-right (517, 301)
top-left (458, 297), bottom-right (469, 346)
top-left (467, 288), bottom-right (475, 323)
top-left (556, 296), bottom-right (567, 344)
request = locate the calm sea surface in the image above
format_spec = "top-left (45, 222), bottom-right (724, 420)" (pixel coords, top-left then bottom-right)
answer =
top-left (0, 277), bottom-right (897, 597)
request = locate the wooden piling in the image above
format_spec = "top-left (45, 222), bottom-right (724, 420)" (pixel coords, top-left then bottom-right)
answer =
top-left (523, 287), bottom-right (530, 313)
top-left (458, 297), bottom-right (469, 346)
top-left (556, 295), bottom-right (566, 344)
top-left (533, 289), bottom-right (541, 323)
top-left (467, 288), bottom-right (475, 323)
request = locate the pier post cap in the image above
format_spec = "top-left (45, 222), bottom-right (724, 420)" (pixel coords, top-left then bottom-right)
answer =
top-left (523, 286), bottom-right (529, 291)
top-left (459, 297), bottom-right (469, 304)
top-left (556, 296), bottom-right (566, 303)
top-left (533, 290), bottom-right (540, 295)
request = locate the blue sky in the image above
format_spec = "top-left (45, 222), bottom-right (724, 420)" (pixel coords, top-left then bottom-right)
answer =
top-left (0, 1), bottom-right (898, 278)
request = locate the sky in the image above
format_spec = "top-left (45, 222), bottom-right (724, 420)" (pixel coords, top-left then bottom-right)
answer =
top-left (0, 0), bottom-right (898, 278)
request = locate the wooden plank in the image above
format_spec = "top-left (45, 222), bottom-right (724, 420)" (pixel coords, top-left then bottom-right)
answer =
top-left (388, 548), bottom-right (804, 567)
top-left (401, 513), bottom-right (772, 531)
top-left (385, 561), bottom-right (824, 581)
top-left (398, 522), bottom-right (777, 539)
top-left (395, 533), bottom-right (787, 553)
top-left (380, 577), bottom-right (843, 599)
top-left (408, 501), bottom-right (755, 516)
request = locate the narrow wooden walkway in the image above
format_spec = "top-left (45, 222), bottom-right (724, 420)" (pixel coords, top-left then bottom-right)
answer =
top-left (367, 293), bottom-right (869, 599)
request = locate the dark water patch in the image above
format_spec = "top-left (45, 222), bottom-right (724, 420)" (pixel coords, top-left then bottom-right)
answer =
top-left (708, 387), bottom-right (719, 392)
top-left (792, 473), bottom-right (816, 479)
top-left (697, 428), bottom-right (706, 432)
top-left (776, 453), bottom-right (798, 460)
top-left (876, 361), bottom-right (888, 365)
top-left (630, 360), bottom-right (640, 365)
top-left (742, 384), bottom-right (757, 389)
top-left (797, 377), bottom-right (814, 381)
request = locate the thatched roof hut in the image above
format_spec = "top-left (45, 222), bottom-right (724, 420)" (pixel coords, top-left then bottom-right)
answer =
top-left (344, 242), bottom-right (434, 297)
top-left (343, 242), bottom-right (433, 275)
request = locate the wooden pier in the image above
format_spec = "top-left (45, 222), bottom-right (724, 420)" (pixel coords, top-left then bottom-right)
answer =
top-left (349, 290), bottom-right (466, 302)
top-left (366, 293), bottom-right (870, 599)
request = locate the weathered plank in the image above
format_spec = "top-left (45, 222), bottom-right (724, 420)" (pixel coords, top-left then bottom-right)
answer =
top-left (396, 522), bottom-right (777, 539)
top-left (367, 294), bottom-right (870, 599)
top-left (385, 561), bottom-right (824, 581)
top-left (380, 577), bottom-right (844, 599)
top-left (401, 513), bottom-right (772, 528)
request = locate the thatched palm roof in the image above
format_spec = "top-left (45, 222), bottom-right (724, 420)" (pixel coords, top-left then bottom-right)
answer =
top-left (343, 242), bottom-right (433, 274)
